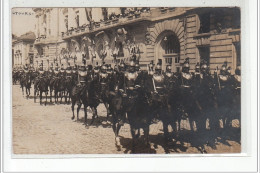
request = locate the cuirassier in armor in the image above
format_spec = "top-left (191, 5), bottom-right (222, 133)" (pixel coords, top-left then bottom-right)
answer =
top-left (180, 57), bottom-right (193, 88)
top-left (152, 62), bottom-right (165, 95)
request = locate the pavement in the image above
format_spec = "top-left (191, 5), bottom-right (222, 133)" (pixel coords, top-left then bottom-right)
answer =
top-left (12, 84), bottom-right (241, 154)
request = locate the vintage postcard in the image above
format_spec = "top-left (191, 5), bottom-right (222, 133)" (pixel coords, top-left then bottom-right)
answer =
top-left (11, 7), bottom-right (241, 155)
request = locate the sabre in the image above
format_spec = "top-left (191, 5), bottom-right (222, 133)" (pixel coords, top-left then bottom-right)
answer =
top-left (152, 77), bottom-right (157, 93)
top-left (216, 66), bottom-right (221, 90)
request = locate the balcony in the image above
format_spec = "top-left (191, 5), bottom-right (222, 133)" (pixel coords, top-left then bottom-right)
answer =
top-left (193, 32), bottom-right (211, 46)
top-left (61, 8), bottom-right (152, 40)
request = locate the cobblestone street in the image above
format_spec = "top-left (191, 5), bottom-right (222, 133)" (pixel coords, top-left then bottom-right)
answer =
top-left (12, 85), bottom-right (241, 154)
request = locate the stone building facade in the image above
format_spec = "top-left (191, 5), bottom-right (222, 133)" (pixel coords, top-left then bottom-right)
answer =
top-left (13, 32), bottom-right (35, 68)
top-left (32, 7), bottom-right (240, 73)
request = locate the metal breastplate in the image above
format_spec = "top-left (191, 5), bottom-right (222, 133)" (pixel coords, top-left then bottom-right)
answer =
top-left (219, 75), bottom-right (229, 87)
top-left (66, 70), bottom-right (72, 74)
top-left (100, 73), bottom-right (108, 84)
top-left (126, 72), bottom-right (138, 89)
top-left (153, 74), bottom-right (165, 89)
top-left (165, 72), bottom-right (173, 78)
top-left (234, 75), bottom-right (241, 83)
top-left (39, 71), bottom-right (44, 75)
top-left (182, 72), bottom-right (193, 87)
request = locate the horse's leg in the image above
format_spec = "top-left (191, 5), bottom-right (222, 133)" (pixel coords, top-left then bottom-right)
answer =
top-left (65, 90), bottom-right (68, 103)
top-left (45, 91), bottom-right (48, 106)
top-left (54, 90), bottom-right (58, 103)
top-left (83, 104), bottom-right (88, 126)
top-left (34, 88), bottom-right (36, 103)
top-left (40, 91), bottom-right (42, 105)
top-left (143, 125), bottom-right (150, 147)
top-left (130, 126), bottom-right (137, 153)
top-left (71, 99), bottom-right (76, 120)
top-left (49, 87), bottom-right (52, 102)
top-left (104, 102), bottom-right (110, 121)
top-left (90, 107), bottom-right (98, 125)
top-left (21, 86), bottom-right (24, 95)
top-left (76, 102), bottom-right (82, 121)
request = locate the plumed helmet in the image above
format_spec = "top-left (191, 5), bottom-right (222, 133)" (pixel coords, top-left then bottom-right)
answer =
top-left (87, 65), bottom-right (93, 71)
top-left (149, 60), bottom-right (154, 66)
top-left (235, 65), bottom-right (241, 75)
top-left (119, 61), bottom-right (125, 68)
top-left (155, 62), bottom-right (162, 70)
top-left (79, 65), bottom-right (86, 71)
top-left (166, 64), bottom-right (172, 72)
top-left (101, 64), bottom-right (107, 71)
top-left (195, 62), bottom-right (200, 69)
top-left (129, 60), bottom-right (136, 67)
top-left (221, 61), bottom-right (228, 70)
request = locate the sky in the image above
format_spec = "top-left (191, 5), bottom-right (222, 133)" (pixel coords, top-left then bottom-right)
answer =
top-left (12, 8), bottom-right (36, 37)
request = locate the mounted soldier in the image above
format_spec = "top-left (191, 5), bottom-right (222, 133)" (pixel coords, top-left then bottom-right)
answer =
top-left (215, 61), bottom-right (233, 129)
top-left (179, 57), bottom-right (201, 131)
top-left (230, 64), bottom-right (241, 126)
top-left (54, 63), bottom-right (60, 78)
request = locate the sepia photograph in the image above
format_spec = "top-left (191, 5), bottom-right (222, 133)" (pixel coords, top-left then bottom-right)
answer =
top-left (12, 7), bottom-right (241, 154)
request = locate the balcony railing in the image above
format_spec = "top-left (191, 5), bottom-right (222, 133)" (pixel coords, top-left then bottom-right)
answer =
top-left (61, 8), bottom-right (152, 39)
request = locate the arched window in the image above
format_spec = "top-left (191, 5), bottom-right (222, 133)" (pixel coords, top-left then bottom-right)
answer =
top-left (162, 34), bottom-right (180, 54)
top-left (160, 33), bottom-right (180, 64)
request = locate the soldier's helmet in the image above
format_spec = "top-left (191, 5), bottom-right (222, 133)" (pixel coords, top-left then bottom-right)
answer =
top-left (149, 60), bottom-right (154, 69)
top-left (227, 66), bottom-right (232, 75)
top-left (101, 64), bottom-right (107, 73)
top-left (73, 65), bottom-right (77, 72)
top-left (66, 63), bottom-right (72, 71)
top-left (135, 62), bottom-right (140, 71)
top-left (87, 65), bottom-right (93, 71)
top-left (94, 62), bottom-right (100, 73)
top-left (182, 57), bottom-right (190, 72)
top-left (166, 64), bottom-right (172, 72)
top-left (129, 59), bottom-right (136, 72)
top-left (79, 65), bottom-right (87, 71)
top-left (195, 62), bottom-right (200, 72)
top-left (39, 63), bottom-right (44, 71)
top-left (107, 64), bottom-right (113, 73)
top-left (220, 61), bottom-right (228, 75)
top-left (61, 64), bottom-right (65, 70)
top-left (201, 60), bottom-right (208, 70)
top-left (119, 61), bottom-right (126, 71)
top-left (55, 63), bottom-right (59, 71)
top-left (155, 62), bottom-right (162, 73)
top-left (235, 65), bottom-right (241, 75)
top-left (24, 64), bottom-right (29, 70)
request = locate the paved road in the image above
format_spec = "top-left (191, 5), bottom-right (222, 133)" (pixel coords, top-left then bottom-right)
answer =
top-left (12, 85), bottom-right (241, 154)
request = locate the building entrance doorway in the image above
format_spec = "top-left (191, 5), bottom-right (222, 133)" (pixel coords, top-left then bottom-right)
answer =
top-left (155, 31), bottom-right (180, 72)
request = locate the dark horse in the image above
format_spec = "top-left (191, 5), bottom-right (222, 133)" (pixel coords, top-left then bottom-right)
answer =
top-left (53, 75), bottom-right (66, 104)
top-left (34, 76), bottom-right (49, 105)
top-left (20, 72), bottom-right (32, 98)
top-left (71, 79), bottom-right (99, 126)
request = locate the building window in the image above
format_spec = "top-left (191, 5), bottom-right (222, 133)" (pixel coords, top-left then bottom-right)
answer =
top-left (43, 14), bottom-right (47, 24)
top-left (232, 8), bottom-right (241, 29)
top-left (163, 34), bottom-right (180, 54)
top-left (198, 46), bottom-right (210, 65)
top-left (198, 12), bottom-right (211, 34)
top-left (235, 42), bottom-right (241, 66)
top-left (65, 15), bottom-right (68, 31)
top-left (76, 11), bottom-right (80, 28)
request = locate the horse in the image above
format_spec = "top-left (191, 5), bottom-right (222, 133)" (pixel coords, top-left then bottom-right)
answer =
top-left (64, 75), bottom-right (74, 103)
top-left (71, 76), bottom-right (99, 126)
top-left (23, 72), bottom-right (32, 98)
top-left (53, 75), bottom-right (66, 104)
top-left (34, 76), bottom-right (49, 105)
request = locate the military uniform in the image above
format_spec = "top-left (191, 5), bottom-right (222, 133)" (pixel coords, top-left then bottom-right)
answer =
top-left (215, 62), bottom-right (233, 128)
